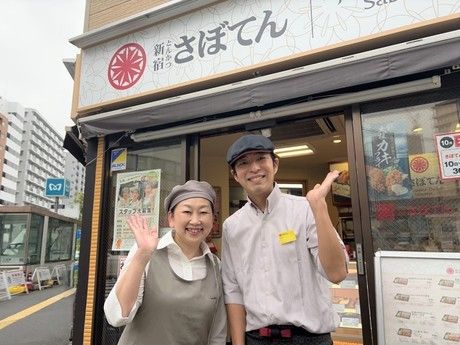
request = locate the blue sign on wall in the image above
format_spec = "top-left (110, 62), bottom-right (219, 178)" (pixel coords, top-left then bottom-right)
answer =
top-left (45, 178), bottom-right (70, 197)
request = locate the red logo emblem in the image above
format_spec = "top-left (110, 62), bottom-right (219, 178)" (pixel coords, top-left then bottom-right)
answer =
top-left (410, 156), bottom-right (429, 173)
top-left (446, 267), bottom-right (455, 275)
top-left (108, 43), bottom-right (146, 90)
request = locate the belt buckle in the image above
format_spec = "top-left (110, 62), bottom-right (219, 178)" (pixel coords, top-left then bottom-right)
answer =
top-left (258, 326), bottom-right (292, 338)
top-left (259, 327), bottom-right (271, 337)
top-left (280, 328), bottom-right (292, 338)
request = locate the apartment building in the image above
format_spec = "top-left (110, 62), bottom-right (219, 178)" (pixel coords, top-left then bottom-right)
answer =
top-left (16, 108), bottom-right (66, 208)
top-left (61, 151), bottom-right (85, 218)
top-left (0, 99), bottom-right (23, 205)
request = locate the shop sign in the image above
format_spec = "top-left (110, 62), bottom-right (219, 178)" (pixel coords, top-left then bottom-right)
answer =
top-left (435, 132), bottom-right (460, 180)
top-left (110, 148), bottom-right (127, 171)
top-left (409, 153), bottom-right (458, 198)
top-left (78, 0), bottom-right (460, 111)
top-left (113, 169), bottom-right (161, 251)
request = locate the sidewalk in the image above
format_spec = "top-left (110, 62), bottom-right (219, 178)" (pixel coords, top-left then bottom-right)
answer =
top-left (0, 284), bottom-right (72, 320)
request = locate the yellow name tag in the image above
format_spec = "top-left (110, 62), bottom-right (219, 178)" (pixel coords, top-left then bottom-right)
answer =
top-left (278, 230), bottom-right (297, 245)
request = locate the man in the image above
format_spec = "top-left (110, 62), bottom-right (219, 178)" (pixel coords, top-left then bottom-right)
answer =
top-left (221, 134), bottom-right (348, 345)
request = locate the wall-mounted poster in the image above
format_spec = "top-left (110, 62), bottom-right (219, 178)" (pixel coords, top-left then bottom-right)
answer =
top-left (329, 162), bottom-right (351, 206)
top-left (364, 122), bottom-right (412, 201)
top-left (112, 169), bottom-right (161, 251)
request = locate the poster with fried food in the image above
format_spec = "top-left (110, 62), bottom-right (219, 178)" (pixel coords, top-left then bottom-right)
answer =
top-left (364, 122), bottom-right (412, 200)
top-left (112, 169), bottom-right (161, 251)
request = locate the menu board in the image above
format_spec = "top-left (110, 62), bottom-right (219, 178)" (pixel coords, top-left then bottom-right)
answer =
top-left (375, 251), bottom-right (460, 344)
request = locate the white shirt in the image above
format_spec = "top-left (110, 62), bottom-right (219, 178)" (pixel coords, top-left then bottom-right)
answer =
top-left (104, 230), bottom-right (226, 344)
top-left (222, 184), bottom-right (346, 333)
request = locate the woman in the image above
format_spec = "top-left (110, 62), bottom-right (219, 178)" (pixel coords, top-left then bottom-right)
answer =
top-left (104, 180), bottom-right (226, 345)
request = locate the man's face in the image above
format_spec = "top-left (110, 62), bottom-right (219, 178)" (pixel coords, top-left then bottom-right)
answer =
top-left (232, 151), bottom-right (278, 199)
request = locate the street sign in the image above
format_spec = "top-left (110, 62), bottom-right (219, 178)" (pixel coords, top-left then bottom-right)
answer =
top-left (45, 178), bottom-right (70, 197)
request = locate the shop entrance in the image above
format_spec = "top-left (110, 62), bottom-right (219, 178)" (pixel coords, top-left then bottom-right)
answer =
top-left (199, 113), bottom-right (364, 344)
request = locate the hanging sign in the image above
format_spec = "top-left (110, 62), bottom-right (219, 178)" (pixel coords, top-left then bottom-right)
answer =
top-left (111, 148), bottom-right (127, 171)
top-left (435, 132), bottom-right (460, 180)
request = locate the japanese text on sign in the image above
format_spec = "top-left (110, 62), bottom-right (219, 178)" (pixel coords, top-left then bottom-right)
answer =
top-left (435, 133), bottom-right (460, 180)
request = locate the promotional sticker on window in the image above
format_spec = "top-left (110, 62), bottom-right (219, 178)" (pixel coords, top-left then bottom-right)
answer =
top-left (435, 132), bottom-right (460, 180)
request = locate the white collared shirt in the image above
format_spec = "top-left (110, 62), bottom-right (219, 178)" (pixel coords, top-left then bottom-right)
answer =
top-left (222, 184), bottom-right (346, 333)
top-left (104, 230), bottom-right (226, 345)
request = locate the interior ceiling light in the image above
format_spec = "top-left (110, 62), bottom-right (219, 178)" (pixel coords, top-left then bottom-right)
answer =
top-left (332, 137), bottom-right (342, 144)
top-left (274, 145), bottom-right (314, 158)
top-left (455, 122), bottom-right (460, 132)
top-left (412, 126), bottom-right (423, 133)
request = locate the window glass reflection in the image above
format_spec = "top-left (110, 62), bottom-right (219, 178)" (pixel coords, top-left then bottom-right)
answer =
top-left (46, 218), bottom-right (74, 261)
top-left (362, 100), bottom-right (460, 252)
top-left (0, 214), bottom-right (28, 264)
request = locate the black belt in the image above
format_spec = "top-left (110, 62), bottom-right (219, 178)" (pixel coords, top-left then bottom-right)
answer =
top-left (247, 325), bottom-right (328, 338)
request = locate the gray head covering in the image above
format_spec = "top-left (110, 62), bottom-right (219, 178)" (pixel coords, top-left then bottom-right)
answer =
top-left (226, 134), bottom-right (275, 166)
top-left (164, 180), bottom-right (216, 212)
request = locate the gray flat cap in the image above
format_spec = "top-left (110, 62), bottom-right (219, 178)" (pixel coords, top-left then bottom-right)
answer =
top-left (164, 180), bottom-right (216, 212)
top-left (226, 134), bottom-right (275, 165)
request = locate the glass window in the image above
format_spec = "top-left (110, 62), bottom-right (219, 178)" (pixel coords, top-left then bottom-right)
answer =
top-left (28, 214), bottom-right (44, 264)
top-left (45, 218), bottom-right (74, 262)
top-left (105, 140), bottom-right (185, 279)
top-left (0, 214), bottom-right (28, 264)
top-left (101, 139), bottom-right (186, 344)
top-left (362, 99), bottom-right (460, 252)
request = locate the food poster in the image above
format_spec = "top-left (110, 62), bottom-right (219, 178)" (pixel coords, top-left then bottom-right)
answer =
top-left (409, 153), bottom-right (458, 199)
top-left (112, 170), bottom-right (161, 251)
top-left (364, 122), bottom-right (412, 201)
top-left (380, 256), bottom-right (460, 344)
top-left (330, 162), bottom-right (351, 205)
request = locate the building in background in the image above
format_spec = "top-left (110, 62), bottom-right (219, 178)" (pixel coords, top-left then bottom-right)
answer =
top-left (0, 99), bottom-right (24, 205)
top-left (61, 151), bottom-right (85, 219)
top-left (0, 97), bottom-right (85, 217)
top-left (16, 108), bottom-right (66, 208)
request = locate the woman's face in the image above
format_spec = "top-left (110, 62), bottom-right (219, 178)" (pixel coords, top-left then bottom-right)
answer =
top-left (130, 188), bottom-right (140, 201)
top-left (144, 183), bottom-right (157, 196)
top-left (121, 187), bottom-right (130, 200)
top-left (168, 198), bottom-right (213, 248)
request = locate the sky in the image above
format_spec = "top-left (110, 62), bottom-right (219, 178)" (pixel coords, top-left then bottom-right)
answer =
top-left (0, 0), bottom-right (86, 137)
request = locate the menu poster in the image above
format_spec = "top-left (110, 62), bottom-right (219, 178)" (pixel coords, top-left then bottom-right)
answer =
top-left (375, 251), bottom-right (460, 345)
top-left (366, 123), bottom-right (412, 201)
top-left (112, 169), bottom-right (161, 251)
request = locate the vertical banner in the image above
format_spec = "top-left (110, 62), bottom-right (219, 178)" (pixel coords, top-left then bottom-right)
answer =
top-left (112, 169), bottom-right (161, 251)
top-left (367, 123), bottom-right (412, 200)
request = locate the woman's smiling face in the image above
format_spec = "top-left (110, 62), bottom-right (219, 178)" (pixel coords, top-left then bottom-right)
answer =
top-left (168, 197), bottom-right (214, 247)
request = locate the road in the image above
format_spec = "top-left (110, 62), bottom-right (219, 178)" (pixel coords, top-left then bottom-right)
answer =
top-left (0, 285), bottom-right (75, 345)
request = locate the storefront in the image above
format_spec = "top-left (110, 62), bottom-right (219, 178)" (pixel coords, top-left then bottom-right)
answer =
top-left (66, 1), bottom-right (460, 344)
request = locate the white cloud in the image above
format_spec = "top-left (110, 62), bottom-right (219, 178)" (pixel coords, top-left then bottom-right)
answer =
top-left (0, 0), bottom-right (85, 136)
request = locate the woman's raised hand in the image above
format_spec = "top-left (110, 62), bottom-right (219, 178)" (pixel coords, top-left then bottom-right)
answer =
top-left (126, 214), bottom-right (159, 255)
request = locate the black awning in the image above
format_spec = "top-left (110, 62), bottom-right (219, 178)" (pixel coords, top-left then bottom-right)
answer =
top-left (63, 125), bottom-right (86, 165)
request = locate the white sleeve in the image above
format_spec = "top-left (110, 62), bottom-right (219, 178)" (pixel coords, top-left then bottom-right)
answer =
top-left (103, 244), bottom-right (149, 327)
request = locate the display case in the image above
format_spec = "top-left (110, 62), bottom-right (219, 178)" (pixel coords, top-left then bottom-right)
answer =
top-left (331, 261), bottom-right (363, 343)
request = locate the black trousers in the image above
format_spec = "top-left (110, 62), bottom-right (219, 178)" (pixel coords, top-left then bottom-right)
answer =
top-left (245, 331), bottom-right (333, 345)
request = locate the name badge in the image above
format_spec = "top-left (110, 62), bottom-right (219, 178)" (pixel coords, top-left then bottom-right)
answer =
top-left (278, 230), bottom-right (297, 245)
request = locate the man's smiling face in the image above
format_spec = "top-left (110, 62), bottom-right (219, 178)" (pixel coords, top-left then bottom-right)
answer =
top-left (232, 151), bottom-right (279, 200)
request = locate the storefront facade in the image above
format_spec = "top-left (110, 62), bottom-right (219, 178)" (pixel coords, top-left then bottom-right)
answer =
top-left (67, 1), bottom-right (460, 344)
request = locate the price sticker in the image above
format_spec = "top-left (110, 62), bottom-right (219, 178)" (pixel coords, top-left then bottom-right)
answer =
top-left (435, 133), bottom-right (460, 180)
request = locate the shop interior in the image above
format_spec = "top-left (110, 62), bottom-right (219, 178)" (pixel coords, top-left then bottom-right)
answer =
top-left (200, 114), bottom-right (363, 343)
